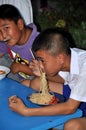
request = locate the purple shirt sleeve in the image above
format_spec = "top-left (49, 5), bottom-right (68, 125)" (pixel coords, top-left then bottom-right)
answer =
top-left (0, 42), bottom-right (8, 54)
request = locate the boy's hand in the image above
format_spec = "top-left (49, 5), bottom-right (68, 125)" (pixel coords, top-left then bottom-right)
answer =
top-left (10, 62), bottom-right (22, 74)
top-left (29, 59), bottom-right (42, 76)
top-left (9, 95), bottom-right (29, 116)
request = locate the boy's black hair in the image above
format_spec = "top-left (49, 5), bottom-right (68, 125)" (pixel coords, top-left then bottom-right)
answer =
top-left (32, 27), bottom-right (76, 55)
top-left (0, 4), bottom-right (25, 24)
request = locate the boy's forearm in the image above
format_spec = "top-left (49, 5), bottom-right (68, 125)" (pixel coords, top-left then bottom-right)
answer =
top-left (24, 100), bottom-right (77, 116)
top-left (18, 64), bottom-right (34, 76)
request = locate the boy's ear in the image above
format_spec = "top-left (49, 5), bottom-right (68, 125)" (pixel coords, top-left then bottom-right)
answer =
top-left (17, 19), bottom-right (24, 30)
top-left (56, 53), bottom-right (64, 64)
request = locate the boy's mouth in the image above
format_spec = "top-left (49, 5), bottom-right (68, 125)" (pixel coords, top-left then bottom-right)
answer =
top-left (3, 39), bottom-right (8, 42)
top-left (3, 38), bottom-right (9, 42)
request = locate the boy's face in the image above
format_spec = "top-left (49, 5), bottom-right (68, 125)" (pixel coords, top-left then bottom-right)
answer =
top-left (0, 19), bottom-right (22, 46)
top-left (35, 50), bottom-right (63, 77)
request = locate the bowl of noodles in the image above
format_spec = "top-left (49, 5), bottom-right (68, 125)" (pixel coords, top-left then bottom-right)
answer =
top-left (28, 92), bottom-right (59, 106)
top-left (0, 65), bottom-right (10, 80)
top-left (28, 72), bottom-right (59, 106)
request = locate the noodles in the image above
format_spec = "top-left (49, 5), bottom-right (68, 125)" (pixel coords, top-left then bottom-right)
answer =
top-left (29, 72), bottom-right (54, 105)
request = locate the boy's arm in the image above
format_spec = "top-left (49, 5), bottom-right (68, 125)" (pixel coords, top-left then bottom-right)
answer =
top-left (9, 96), bottom-right (81, 116)
top-left (10, 62), bottom-right (34, 76)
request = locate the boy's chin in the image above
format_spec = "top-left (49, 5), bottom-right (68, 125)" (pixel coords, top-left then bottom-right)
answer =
top-left (47, 73), bottom-right (57, 77)
top-left (7, 42), bottom-right (15, 46)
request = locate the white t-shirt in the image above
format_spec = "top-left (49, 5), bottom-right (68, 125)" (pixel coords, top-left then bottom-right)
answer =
top-left (59, 48), bottom-right (86, 102)
top-left (0, 0), bottom-right (33, 25)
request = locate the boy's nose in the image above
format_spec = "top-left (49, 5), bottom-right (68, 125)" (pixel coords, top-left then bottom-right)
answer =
top-left (3, 32), bottom-right (6, 38)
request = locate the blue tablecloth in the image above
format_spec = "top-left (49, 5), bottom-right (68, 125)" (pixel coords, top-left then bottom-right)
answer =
top-left (0, 78), bottom-right (82, 130)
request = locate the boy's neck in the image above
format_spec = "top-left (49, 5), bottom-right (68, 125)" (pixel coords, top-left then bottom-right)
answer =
top-left (18, 28), bottom-right (32, 45)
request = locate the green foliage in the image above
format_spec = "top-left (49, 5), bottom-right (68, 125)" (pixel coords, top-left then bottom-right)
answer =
top-left (35, 9), bottom-right (58, 31)
top-left (34, 0), bottom-right (86, 49)
top-left (70, 22), bottom-right (86, 49)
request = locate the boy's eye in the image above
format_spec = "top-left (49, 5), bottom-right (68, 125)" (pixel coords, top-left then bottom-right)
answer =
top-left (5, 26), bottom-right (9, 29)
top-left (36, 57), bottom-right (45, 63)
top-left (37, 58), bottom-right (44, 63)
top-left (3, 26), bottom-right (10, 30)
top-left (41, 59), bottom-right (44, 63)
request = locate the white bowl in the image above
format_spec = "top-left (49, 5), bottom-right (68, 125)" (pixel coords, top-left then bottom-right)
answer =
top-left (0, 65), bottom-right (10, 80)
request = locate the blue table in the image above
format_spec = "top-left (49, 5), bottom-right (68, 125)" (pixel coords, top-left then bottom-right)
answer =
top-left (0, 78), bottom-right (82, 130)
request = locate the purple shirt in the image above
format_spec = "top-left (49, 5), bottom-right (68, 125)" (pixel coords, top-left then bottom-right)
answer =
top-left (0, 23), bottom-right (39, 62)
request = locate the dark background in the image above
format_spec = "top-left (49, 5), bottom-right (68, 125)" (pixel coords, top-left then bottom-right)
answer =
top-left (31, 0), bottom-right (86, 49)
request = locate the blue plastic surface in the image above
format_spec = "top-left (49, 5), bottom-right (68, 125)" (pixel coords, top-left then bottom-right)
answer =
top-left (0, 78), bottom-right (82, 130)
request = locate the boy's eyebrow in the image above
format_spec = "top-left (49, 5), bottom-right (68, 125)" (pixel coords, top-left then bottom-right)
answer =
top-left (36, 57), bottom-right (43, 60)
top-left (0, 23), bottom-right (9, 28)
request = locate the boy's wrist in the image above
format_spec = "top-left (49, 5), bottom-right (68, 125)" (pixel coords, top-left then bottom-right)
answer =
top-left (23, 107), bottom-right (32, 116)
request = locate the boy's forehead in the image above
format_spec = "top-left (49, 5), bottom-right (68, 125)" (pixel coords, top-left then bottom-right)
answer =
top-left (0, 19), bottom-right (15, 27)
top-left (0, 19), bottom-right (10, 24)
top-left (35, 50), bottom-right (50, 59)
top-left (36, 50), bottom-right (47, 56)
top-left (0, 19), bottom-right (7, 28)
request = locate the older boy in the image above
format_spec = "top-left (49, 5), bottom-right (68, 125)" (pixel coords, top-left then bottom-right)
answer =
top-left (9, 28), bottom-right (86, 130)
top-left (0, 4), bottom-right (39, 82)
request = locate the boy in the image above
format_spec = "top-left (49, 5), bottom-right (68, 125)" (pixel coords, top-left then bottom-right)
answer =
top-left (0, 4), bottom-right (39, 82)
top-left (9, 28), bottom-right (86, 130)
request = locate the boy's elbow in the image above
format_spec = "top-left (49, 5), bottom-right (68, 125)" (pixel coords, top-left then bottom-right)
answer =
top-left (65, 99), bottom-right (80, 114)
top-left (67, 106), bottom-right (76, 114)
